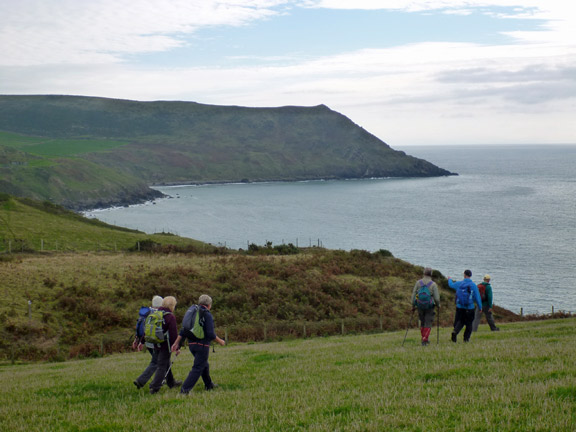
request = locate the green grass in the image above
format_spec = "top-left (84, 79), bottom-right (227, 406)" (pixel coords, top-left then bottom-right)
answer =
top-left (0, 319), bottom-right (574, 431)
top-left (0, 196), bottom-right (206, 251)
top-left (0, 131), bottom-right (128, 157)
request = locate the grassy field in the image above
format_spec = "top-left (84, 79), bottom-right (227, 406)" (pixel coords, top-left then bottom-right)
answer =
top-left (0, 130), bottom-right (128, 158)
top-left (0, 196), bottom-right (207, 252)
top-left (1, 319), bottom-right (574, 431)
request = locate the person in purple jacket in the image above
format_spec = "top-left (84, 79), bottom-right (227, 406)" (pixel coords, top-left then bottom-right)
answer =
top-left (447, 270), bottom-right (482, 343)
top-left (171, 294), bottom-right (226, 394)
top-left (149, 296), bottom-right (180, 394)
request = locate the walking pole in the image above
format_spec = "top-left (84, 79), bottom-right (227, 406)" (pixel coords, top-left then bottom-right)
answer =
top-left (436, 306), bottom-right (440, 345)
top-left (402, 309), bottom-right (415, 347)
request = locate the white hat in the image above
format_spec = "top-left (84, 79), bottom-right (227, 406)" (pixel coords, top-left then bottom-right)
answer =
top-left (152, 295), bottom-right (163, 308)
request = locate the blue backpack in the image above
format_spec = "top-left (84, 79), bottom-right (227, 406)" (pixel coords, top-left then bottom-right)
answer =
top-left (415, 280), bottom-right (435, 309)
top-left (135, 306), bottom-right (152, 338)
top-left (456, 282), bottom-right (473, 307)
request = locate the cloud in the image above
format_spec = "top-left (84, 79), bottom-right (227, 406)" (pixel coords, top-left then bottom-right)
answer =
top-left (0, 0), bottom-right (574, 144)
top-left (0, 0), bottom-right (287, 66)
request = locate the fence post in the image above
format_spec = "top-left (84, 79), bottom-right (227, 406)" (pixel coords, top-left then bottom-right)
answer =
top-left (552, 305), bottom-right (554, 315)
top-left (41, 239), bottom-right (44, 251)
top-left (379, 315), bottom-right (383, 331)
top-left (303, 324), bottom-right (307, 338)
top-left (341, 319), bottom-right (345, 335)
top-left (520, 307), bottom-right (523, 316)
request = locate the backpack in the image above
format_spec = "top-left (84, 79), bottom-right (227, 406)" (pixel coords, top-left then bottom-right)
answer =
top-left (415, 280), bottom-right (435, 309)
top-left (135, 306), bottom-right (152, 338)
top-left (477, 283), bottom-right (487, 301)
top-left (456, 282), bottom-right (473, 307)
top-left (182, 305), bottom-right (205, 339)
top-left (144, 310), bottom-right (171, 344)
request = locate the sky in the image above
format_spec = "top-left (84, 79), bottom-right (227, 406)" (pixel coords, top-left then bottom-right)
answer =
top-left (1, 0), bottom-right (575, 145)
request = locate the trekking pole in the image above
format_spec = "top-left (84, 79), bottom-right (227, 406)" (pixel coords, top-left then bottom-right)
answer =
top-left (163, 356), bottom-right (175, 382)
top-left (402, 309), bottom-right (415, 347)
top-left (436, 306), bottom-right (440, 345)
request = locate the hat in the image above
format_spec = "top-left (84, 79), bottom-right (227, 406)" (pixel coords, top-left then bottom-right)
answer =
top-left (152, 295), bottom-right (163, 308)
top-left (464, 269), bottom-right (472, 277)
top-left (484, 274), bottom-right (491, 281)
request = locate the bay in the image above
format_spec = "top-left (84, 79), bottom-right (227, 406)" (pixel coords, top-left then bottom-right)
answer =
top-left (87, 144), bottom-right (576, 315)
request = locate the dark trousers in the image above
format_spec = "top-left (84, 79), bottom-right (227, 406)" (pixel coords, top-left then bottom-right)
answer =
top-left (135, 348), bottom-right (175, 387)
top-left (453, 308), bottom-right (475, 341)
top-left (181, 344), bottom-right (213, 394)
top-left (418, 308), bottom-right (436, 328)
top-left (473, 306), bottom-right (498, 331)
top-left (149, 349), bottom-right (175, 391)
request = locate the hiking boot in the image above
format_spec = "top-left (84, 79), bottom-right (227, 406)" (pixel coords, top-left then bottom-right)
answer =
top-left (451, 332), bottom-right (457, 343)
top-left (168, 380), bottom-right (183, 389)
top-left (421, 340), bottom-right (429, 346)
top-left (205, 383), bottom-right (219, 391)
top-left (133, 380), bottom-right (143, 390)
top-left (150, 388), bottom-right (160, 395)
top-left (491, 327), bottom-right (500, 331)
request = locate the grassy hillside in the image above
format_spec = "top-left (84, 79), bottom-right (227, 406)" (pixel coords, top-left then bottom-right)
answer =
top-left (1, 319), bottom-right (575, 431)
top-left (0, 194), bottom-right (207, 252)
top-left (0, 194), bottom-right (521, 364)
top-left (0, 246), bottom-right (520, 363)
top-left (0, 95), bottom-right (454, 209)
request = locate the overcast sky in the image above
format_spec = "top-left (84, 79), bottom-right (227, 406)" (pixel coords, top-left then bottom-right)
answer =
top-left (1, 0), bottom-right (575, 145)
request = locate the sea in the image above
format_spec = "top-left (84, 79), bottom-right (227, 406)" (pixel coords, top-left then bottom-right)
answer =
top-left (86, 144), bottom-right (576, 315)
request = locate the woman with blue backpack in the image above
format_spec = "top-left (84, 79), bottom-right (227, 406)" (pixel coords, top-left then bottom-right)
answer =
top-left (448, 270), bottom-right (483, 343)
top-left (132, 295), bottom-right (172, 390)
top-left (411, 267), bottom-right (440, 346)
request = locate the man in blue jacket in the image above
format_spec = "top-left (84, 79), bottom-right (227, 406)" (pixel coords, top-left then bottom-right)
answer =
top-left (448, 270), bottom-right (482, 343)
top-left (171, 294), bottom-right (226, 394)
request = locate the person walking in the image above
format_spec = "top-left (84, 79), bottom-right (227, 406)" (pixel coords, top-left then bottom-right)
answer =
top-left (448, 270), bottom-right (482, 343)
top-left (171, 294), bottom-right (226, 395)
top-left (411, 267), bottom-right (440, 346)
top-left (473, 274), bottom-right (500, 332)
top-left (133, 295), bottom-right (177, 389)
top-left (149, 296), bottom-right (180, 394)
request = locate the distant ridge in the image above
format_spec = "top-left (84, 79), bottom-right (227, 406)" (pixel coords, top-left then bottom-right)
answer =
top-left (0, 95), bottom-right (455, 209)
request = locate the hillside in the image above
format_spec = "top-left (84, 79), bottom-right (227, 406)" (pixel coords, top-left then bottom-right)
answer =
top-left (0, 194), bottom-right (209, 252)
top-left (0, 195), bottom-right (524, 363)
top-left (0, 95), bottom-right (455, 209)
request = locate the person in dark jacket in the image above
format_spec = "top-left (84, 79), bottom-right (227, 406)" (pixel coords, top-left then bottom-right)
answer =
top-left (133, 295), bottom-right (174, 389)
top-left (448, 270), bottom-right (482, 343)
top-left (149, 296), bottom-right (180, 394)
top-left (171, 294), bottom-right (226, 394)
top-left (472, 274), bottom-right (500, 332)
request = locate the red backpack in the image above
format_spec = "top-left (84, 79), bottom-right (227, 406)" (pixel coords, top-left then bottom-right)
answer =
top-left (477, 283), bottom-right (487, 301)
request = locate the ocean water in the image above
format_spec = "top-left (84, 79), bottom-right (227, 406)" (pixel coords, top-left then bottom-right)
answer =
top-left (87, 145), bottom-right (576, 315)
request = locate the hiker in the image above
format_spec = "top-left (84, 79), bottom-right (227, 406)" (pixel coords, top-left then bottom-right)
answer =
top-left (171, 294), bottom-right (226, 395)
top-left (473, 274), bottom-right (500, 332)
top-left (132, 295), bottom-right (181, 390)
top-left (411, 267), bottom-right (440, 346)
top-left (448, 270), bottom-right (482, 343)
top-left (148, 296), bottom-right (180, 394)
